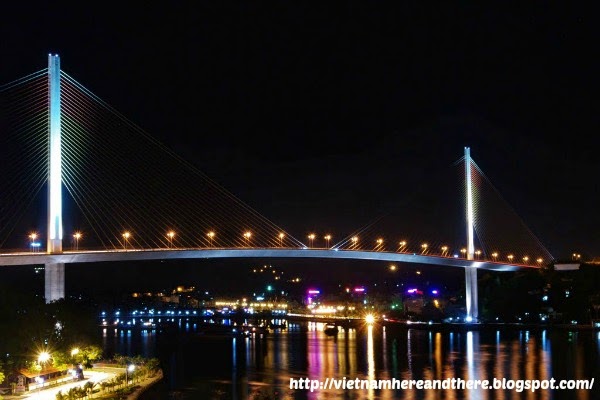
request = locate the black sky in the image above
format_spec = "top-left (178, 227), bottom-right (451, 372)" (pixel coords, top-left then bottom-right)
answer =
top-left (1, 2), bottom-right (599, 260)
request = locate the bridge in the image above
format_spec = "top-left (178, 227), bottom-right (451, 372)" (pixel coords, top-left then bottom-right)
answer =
top-left (0, 55), bottom-right (555, 322)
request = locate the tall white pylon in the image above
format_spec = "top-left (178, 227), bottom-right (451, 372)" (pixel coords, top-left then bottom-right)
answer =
top-left (464, 146), bottom-right (478, 322)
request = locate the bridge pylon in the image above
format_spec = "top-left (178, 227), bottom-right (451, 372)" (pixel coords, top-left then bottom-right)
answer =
top-left (45, 54), bottom-right (65, 302)
top-left (464, 146), bottom-right (478, 322)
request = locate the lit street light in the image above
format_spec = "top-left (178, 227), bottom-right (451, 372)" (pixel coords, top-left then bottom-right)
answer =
top-left (491, 252), bottom-right (498, 262)
top-left (278, 233), bottom-right (285, 247)
top-left (244, 231), bottom-right (252, 247)
top-left (73, 232), bottom-right (82, 251)
top-left (308, 233), bottom-right (315, 248)
top-left (167, 230), bottom-right (175, 248)
top-left (441, 245), bottom-right (448, 256)
top-left (398, 240), bottom-right (407, 252)
top-left (37, 351), bottom-right (50, 393)
top-left (375, 238), bottom-right (383, 251)
top-left (126, 364), bottom-right (135, 385)
top-left (351, 236), bottom-right (358, 249)
top-left (122, 231), bottom-right (131, 250)
top-left (421, 243), bottom-right (428, 254)
top-left (324, 234), bottom-right (331, 248)
top-left (207, 231), bottom-right (215, 247)
top-left (29, 232), bottom-right (38, 252)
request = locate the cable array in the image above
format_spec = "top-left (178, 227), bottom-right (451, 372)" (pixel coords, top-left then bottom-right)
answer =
top-left (0, 69), bottom-right (48, 249)
top-left (59, 72), bottom-right (304, 250)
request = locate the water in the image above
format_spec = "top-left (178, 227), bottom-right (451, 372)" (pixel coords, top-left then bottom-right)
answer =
top-left (101, 321), bottom-right (600, 399)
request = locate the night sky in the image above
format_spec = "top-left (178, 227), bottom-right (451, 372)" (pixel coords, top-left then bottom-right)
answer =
top-left (1, 3), bottom-right (598, 269)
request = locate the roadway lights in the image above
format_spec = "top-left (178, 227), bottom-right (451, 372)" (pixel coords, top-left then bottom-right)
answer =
top-left (308, 233), bottom-right (315, 248)
top-left (244, 231), bottom-right (252, 246)
top-left (537, 258), bottom-right (543, 265)
top-left (475, 249), bottom-right (481, 259)
top-left (460, 248), bottom-right (467, 258)
top-left (73, 232), bottom-right (82, 250)
top-left (376, 238), bottom-right (384, 250)
top-left (421, 243), bottom-right (428, 254)
top-left (166, 231), bottom-right (175, 248)
top-left (278, 233), bottom-right (285, 247)
top-left (29, 232), bottom-right (39, 252)
top-left (122, 231), bottom-right (131, 250)
top-left (398, 240), bottom-right (407, 252)
top-left (351, 236), bottom-right (358, 249)
top-left (491, 252), bottom-right (498, 261)
top-left (507, 254), bottom-right (514, 262)
top-left (523, 256), bottom-right (529, 263)
top-left (441, 245), bottom-right (448, 256)
top-left (207, 231), bottom-right (215, 247)
top-left (324, 234), bottom-right (331, 248)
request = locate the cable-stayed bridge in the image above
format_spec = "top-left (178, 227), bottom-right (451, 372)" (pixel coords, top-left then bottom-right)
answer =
top-left (0, 55), bottom-right (554, 322)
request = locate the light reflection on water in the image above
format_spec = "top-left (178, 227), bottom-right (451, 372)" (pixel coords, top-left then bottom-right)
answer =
top-left (102, 322), bottom-right (599, 399)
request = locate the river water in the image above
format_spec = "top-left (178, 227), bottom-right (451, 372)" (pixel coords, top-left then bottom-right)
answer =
top-left (101, 320), bottom-right (599, 399)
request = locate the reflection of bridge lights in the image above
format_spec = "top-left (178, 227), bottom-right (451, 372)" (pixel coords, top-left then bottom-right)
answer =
top-left (389, 264), bottom-right (396, 271)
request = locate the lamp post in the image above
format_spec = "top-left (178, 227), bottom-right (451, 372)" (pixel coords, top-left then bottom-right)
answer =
top-left (375, 238), bottom-right (383, 251)
top-left (351, 236), bottom-right (358, 250)
top-left (491, 252), bottom-right (498, 262)
top-left (308, 233), bottom-right (315, 248)
top-left (126, 364), bottom-right (135, 385)
top-left (278, 233), bottom-right (284, 247)
top-left (244, 231), bottom-right (251, 247)
top-left (398, 240), bottom-right (407, 252)
top-left (122, 231), bottom-right (131, 250)
top-left (37, 351), bottom-right (50, 392)
top-left (207, 231), bottom-right (215, 247)
top-left (421, 243), bottom-right (428, 254)
top-left (324, 234), bottom-right (331, 248)
top-left (29, 232), bottom-right (38, 252)
top-left (167, 231), bottom-right (175, 248)
top-left (441, 245), bottom-right (448, 256)
top-left (73, 232), bottom-right (82, 251)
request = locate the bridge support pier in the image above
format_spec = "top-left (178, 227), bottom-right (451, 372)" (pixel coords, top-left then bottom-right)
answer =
top-left (45, 263), bottom-right (65, 303)
top-left (465, 266), bottom-right (478, 322)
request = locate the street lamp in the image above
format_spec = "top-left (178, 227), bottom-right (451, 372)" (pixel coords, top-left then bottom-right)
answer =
top-left (398, 240), bottom-right (407, 252)
top-left (537, 257), bottom-right (543, 266)
top-left (207, 231), bottom-right (215, 247)
top-left (351, 236), bottom-right (358, 249)
top-left (324, 234), bottom-right (331, 248)
top-left (122, 231), bottom-right (131, 250)
top-left (421, 243), bottom-right (428, 254)
top-left (460, 248), bottom-right (467, 258)
top-left (126, 364), bottom-right (135, 385)
top-left (475, 249), bottom-right (481, 259)
top-left (278, 233), bottom-right (285, 247)
top-left (491, 252), bottom-right (498, 262)
top-left (167, 230), bottom-right (175, 248)
top-left (507, 254), bottom-right (514, 262)
top-left (244, 231), bottom-right (252, 247)
top-left (523, 256), bottom-right (529, 264)
top-left (29, 232), bottom-right (38, 252)
top-left (308, 233), bottom-right (315, 248)
top-left (441, 245), bottom-right (448, 256)
top-left (375, 238), bottom-right (383, 251)
top-left (37, 351), bottom-right (50, 392)
top-left (72, 232), bottom-right (82, 250)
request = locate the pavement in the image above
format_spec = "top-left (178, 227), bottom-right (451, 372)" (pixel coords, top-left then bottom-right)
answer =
top-left (3, 368), bottom-right (120, 400)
